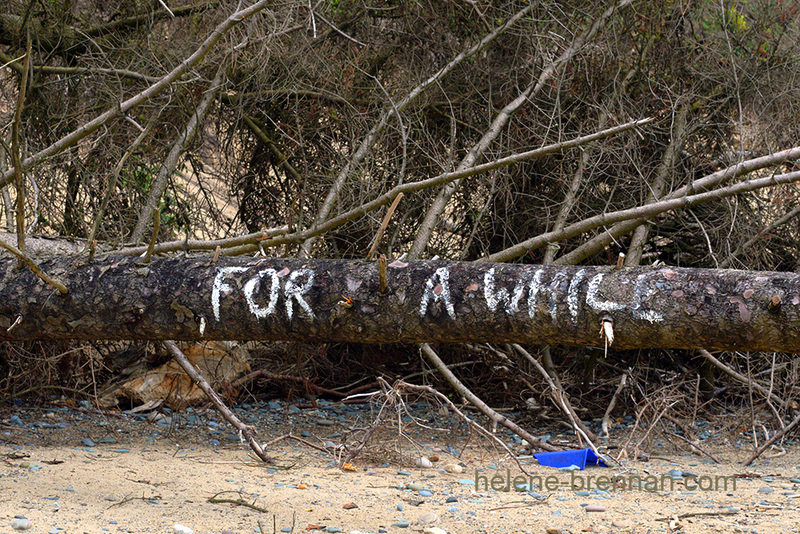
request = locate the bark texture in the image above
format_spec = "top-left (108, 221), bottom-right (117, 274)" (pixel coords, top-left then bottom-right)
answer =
top-left (1, 255), bottom-right (799, 351)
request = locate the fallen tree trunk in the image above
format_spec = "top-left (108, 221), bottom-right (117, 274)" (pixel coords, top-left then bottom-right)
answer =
top-left (1, 255), bottom-right (799, 351)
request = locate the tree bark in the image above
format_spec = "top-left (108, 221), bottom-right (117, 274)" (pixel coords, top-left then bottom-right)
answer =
top-left (1, 255), bottom-right (800, 352)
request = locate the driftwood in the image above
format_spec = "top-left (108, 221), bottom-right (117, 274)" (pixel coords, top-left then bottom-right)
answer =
top-left (0, 255), bottom-right (799, 352)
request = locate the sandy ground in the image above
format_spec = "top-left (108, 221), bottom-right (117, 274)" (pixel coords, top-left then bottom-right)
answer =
top-left (2, 404), bottom-right (800, 534)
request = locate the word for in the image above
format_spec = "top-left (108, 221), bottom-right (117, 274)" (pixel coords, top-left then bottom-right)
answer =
top-left (212, 266), bottom-right (315, 321)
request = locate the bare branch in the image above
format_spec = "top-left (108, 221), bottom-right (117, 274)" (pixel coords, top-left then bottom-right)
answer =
top-left (226, 118), bottom-right (653, 256)
top-left (420, 343), bottom-right (558, 453)
top-left (697, 349), bottom-right (786, 408)
top-left (489, 167), bottom-right (800, 263)
top-left (554, 146), bottom-right (800, 265)
top-left (624, 102), bottom-right (690, 267)
top-left (131, 66), bottom-right (226, 242)
top-left (0, 237), bottom-right (68, 294)
top-left (10, 31), bottom-right (31, 254)
top-left (0, 49), bottom-right (160, 83)
top-left (164, 340), bottom-right (273, 463)
top-left (0, 0), bottom-right (273, 188)
top-left (301, 4), bottom-right (534, 256)
top-left (719, 203), bottom-right (800, 268)
top-left (408, 0), bottom-right (636, 258)
top-left (114, 225), bottom-right (289, 257)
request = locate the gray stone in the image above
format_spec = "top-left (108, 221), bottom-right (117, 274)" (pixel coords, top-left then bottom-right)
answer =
top-left (11, 519), bottom-right (32, 531)
top-left (417, 513), bottom-right (438, 525)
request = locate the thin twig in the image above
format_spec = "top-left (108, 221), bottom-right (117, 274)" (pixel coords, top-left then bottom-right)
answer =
top-left (366, 193), bottom-right (403, 260)
top-left (511, 344), bottom-right (598, 446)
top-left (698, 350), bottom-right (786, 408)
top-left (720, 202), bottom-right (800, 268)
top-left (11, 31), bottom-right (32, 256)
top-left (394, 379), bottom-right (534, 475)
top-left (742, 410), bottom-right (800, 466)
top-left (143, 209), bottom-right (160, 263)
top-left (343, 384), bottom-right (395, 464)
top-left (114, 225), bottom-right (288, 257)
top-left (601, 372), bottom-right (627, 438)
top-left (86, 111), bottom-right (160, 257)
top-left (0, 237), bottom-right (68, 294)
top-left (668, 431), bottom-right (722, 464)
top-left (490, 167), bottom-right (800, 263)
top-left (230, 369), bottom-right (348, 398)
top-left (420, 343), bottom-right (558, 453)
top-left (554, 145), bottom-right (800, 265)
top-left (208, 491), bottom-right (270, 513)
top-left (132, 66), bottom-right (226, 242)
top-left (164, 341), bottom-right (273, 463)
top-left (315, 12), bottom-right (366, 46)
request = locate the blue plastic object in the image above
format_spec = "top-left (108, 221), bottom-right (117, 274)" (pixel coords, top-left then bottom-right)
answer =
top-left (533, 449), bottom-right (607, 470)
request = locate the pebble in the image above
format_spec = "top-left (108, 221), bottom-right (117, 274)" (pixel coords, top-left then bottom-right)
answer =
top-left (391, 520), bottom-right (410, 528)
top-left (584, 504), bottom-right (606, 512)
top-left (419, 490), bottom-right (433, 497)
top-left (458, 479), bottom-right (475, 485)
top-left (397, 470), bottom-right (412, 476)
top-left (444, 464), bottom-right (463, 474)
top-left (81, 438), bottom-right (96, 447)
top-left (221, 530), bottom-right (235, 534)
top-left (445, 496), bottom-right (458, 503)
top-left (174, 524), bottom-right (193, 534)
top-left (9, 415), bottom-right (23, 426)
top-left (326, 528), bottom-right (342, 533)
top-left (758, 486), bottom-right (774, 494)
top-left (11, 518), bottom-right (32, 531)
top-left (417, 513), bottom-right (438, 525)
top-left (423, 528), bottom-right (447, 534)
top-left (406, 483), bottom-right (424, 491)
top-left (343, 502), bottom-right (358, 509)
top-left (546, 529), bottom-right (562, 534)
top-left (416, 457), bottom-right (433, 469)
